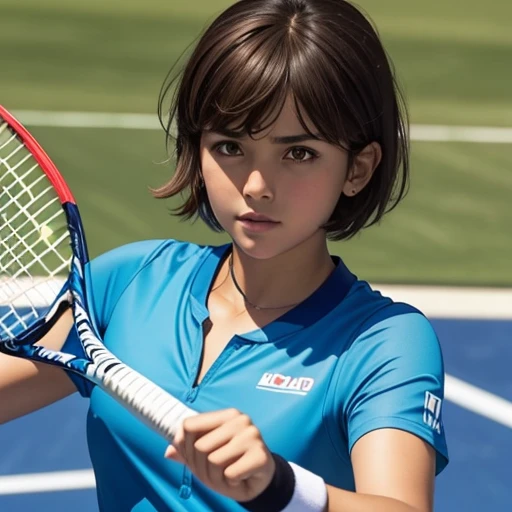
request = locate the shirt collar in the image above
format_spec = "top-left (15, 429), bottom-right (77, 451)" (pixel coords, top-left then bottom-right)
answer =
top-left (190, 244), bottom-right (356, 343)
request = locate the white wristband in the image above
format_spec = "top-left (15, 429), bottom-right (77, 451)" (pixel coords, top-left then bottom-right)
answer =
top-left (282, 462), bottom-right (328, 512)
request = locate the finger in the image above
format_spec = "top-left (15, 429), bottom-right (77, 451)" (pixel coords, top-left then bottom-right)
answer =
top-left (164, 445), bottom-right (187, 465)
top-left (205, 425), bottom-right (265, 488)
top-left (170, 424), bottom-right (188, 463)
top-left (185, 411), bottom-right (250, 484)
top-left (224, 445), bottom-right (273, 484)
top-left (205, 423), bottom-right (261, 469)
top-left (194, 413), bottom-right (253, 456)
top-left (186, 424), bottom-right (238, 485)
top-left (181, 408), bottom-right (241, 435)
top-left (184, 427), bottom-right (202, 476)
top-left (204, 436), bottom-right (250, 487)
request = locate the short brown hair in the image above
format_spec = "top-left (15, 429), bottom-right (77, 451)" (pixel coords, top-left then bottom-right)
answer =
top-left (155, 0), bottom-right (409, 240)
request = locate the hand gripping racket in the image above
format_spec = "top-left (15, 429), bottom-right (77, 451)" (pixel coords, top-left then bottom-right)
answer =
top-left (0, 106), bottom-right (196, 441)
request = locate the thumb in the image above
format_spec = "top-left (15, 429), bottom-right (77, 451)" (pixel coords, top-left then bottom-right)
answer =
top-left (164, 445), bottom-right (187, 465)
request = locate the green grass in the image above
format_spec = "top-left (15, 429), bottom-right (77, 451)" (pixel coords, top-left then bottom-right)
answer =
top-left (28, 127), bottom-right (229, 249)
top-left (338, 142), bottom-right (512, 285)
top-left (2, 0), bottom-right (512, 286)
top-left (30, 127), bottom-right (512, 286)
top-left (2, 0), bottom-right (512, 124)
top-left (356, 0), bottom-right (512, 125)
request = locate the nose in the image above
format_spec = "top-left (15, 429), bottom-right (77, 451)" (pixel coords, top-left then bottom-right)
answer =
top-left (242, 169), bottom-right (274, 202)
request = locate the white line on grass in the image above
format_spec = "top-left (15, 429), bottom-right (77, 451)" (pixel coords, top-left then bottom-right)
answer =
top-left (12, 110), bottom-right (512, 143)
top-left (14, 110), bottom-right (160, 130)
top-left (0, 374), bottom-right (511, 495)
top-left (411, 124), bottom-right (512, 144)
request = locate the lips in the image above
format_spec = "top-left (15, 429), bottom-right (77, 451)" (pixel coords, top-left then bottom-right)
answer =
top-left (236, 213), bottom-right (281, 233)
top-left (237, 212), bottom-right (279, 223)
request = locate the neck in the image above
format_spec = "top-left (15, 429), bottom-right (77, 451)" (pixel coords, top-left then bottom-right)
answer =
top-left (216, 235), bottom-right (336, 312)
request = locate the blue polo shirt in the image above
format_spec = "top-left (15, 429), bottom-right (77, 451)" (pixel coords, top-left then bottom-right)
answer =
top-left (64, 239), bottom-right (448, 511)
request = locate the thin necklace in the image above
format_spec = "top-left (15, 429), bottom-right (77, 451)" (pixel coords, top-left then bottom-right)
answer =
top-left (228, 255), bottom-right (301, 311)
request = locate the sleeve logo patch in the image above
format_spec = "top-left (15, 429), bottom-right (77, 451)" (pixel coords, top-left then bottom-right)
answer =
top-left (423, 391), bottom-right (443, 434)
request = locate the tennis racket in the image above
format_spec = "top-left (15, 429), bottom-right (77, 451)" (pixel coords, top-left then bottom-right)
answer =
top-left (0, 105), bottom-right (196, 441)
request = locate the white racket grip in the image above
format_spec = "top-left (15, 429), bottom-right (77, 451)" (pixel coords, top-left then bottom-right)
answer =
top-left (96, 362), bottom-right (197, 442)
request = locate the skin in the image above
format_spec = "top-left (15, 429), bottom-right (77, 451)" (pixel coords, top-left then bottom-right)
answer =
top-left (0, 309), bottom-right (75, 424)
top-left (200, 96), bottom-right (379, 311)
top-left (165, 97), bottom-right (437, 511)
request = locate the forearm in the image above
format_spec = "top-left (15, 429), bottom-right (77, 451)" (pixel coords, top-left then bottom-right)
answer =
top-left (0, 310), bottom-right (76, 424)
top-left (237, 456), bottom-right (428, 512)
top-left (326, 485), bottom-right (427, 512)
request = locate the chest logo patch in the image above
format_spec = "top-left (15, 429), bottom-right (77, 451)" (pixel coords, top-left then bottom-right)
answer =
top-left (256, 372), bottom-right (315, 396)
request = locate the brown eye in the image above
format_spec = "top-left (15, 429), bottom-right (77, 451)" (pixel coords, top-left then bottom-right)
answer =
top-left (292, 148), bottom-right (306, 160)
top-left (216, 142), bottom-right (241, 156)
top-left (287, 147), bottom-right (317, 163)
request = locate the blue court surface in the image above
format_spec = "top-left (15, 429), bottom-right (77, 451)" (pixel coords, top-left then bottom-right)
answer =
top-left (1, 311), bottom-right (511, 511)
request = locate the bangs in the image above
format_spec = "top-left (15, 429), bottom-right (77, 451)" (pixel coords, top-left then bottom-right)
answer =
top-left (175, 10), bottom-right (371, 149)
top-left (192, 26), bottom-right (292, 136)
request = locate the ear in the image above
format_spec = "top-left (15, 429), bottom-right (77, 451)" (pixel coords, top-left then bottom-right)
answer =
top-left (342, 142), bottom-right (382, 197)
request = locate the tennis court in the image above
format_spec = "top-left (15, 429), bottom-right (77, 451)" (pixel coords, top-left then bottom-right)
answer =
top-left (1, 292), bottom-right (511, 511)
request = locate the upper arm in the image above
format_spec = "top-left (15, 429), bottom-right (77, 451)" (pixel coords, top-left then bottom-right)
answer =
top-left (351, 428), bottom-right (435, 511)
top-left (329, 309), bottom-right (448, 509)
top-left (340, 312), bottom-right (449, 476)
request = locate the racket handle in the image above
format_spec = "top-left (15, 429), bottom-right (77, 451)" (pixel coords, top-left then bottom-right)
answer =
top-left (94, 361), bottom-right (197, 442)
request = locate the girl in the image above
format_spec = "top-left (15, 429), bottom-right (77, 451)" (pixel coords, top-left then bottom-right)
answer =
top-left (0, 0), bottom-right (448, 510)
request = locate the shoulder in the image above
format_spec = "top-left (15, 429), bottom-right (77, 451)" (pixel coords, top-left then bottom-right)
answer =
top-left (86, 239), bottom-right (220, 329)
top-left (90, 238), bottom-right (209, 272)
top-left (343, 279), bottom-right (440, 357)
top-left (330, 278), bottom-right (444, 402)
top-left (88, 238), bottom-right (216, 285)
top-left (331, 281), bottom-right (448, 474)
top-left (334, 279), bottom-right (445, 418)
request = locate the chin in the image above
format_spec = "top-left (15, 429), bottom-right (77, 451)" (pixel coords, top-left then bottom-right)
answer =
top-left (231, 232), bottom-right (307, 261)
top-left (233, 241), bottom-right (278, 260)
top-left (229, 234), bottom-right (282, 260)
top-left (226, 222), bottom-right (322, 261)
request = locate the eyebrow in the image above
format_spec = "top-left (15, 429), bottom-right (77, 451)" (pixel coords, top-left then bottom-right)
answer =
top-left (205, 129), bottom-right (321, 144)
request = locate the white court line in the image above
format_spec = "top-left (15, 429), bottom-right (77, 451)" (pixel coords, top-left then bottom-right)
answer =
top-left (376, 284), bottom-right (512, 320)
top-left (0, 374), bottom-right (511, 495)
top-left (3, 278), bottom-right (511, 319)
top-left (12, 110), bottom-right (512, 143)
top-left (445, 374), bottom-right (512, 429)
top-left (0, 469), bottom-right (95, 495)
top-left (10, 278), bottom-right (510, 320)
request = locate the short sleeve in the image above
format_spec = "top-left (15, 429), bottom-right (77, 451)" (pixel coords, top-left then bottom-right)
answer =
top-left (62, 240), bottom-right (170, 397)
top-left (340, 311), bottom-right (449, 475)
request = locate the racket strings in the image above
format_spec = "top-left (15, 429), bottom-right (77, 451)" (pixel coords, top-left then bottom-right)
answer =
top-left (0, 121), bottom-right (71, 339)
top-left (0, 115), bottom-right (197, 441)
